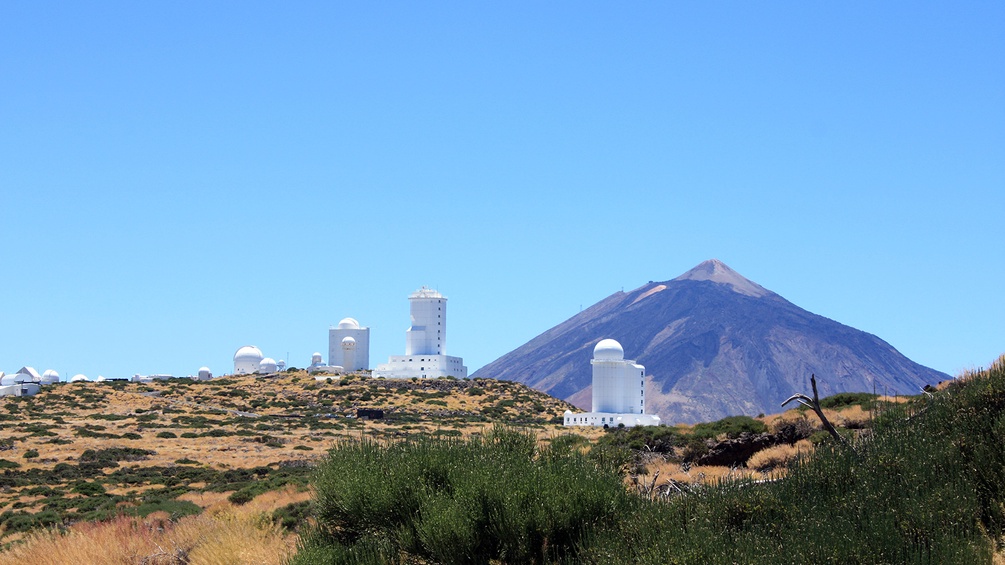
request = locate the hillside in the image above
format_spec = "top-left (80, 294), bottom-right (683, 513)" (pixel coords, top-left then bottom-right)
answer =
top-left (0, 371), bottom-right (576, 547)
top-left (474, 259), bottom-right (949, 423)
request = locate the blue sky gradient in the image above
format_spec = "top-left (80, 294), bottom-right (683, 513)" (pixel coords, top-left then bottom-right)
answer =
top-left (2, 3), bottom-right (1002, 380)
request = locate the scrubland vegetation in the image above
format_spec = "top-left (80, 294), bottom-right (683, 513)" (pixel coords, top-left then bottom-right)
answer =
top-left (2, 358), bottom-right (1004, 563)
top-left (295, 356), bottom-right (1005, 564)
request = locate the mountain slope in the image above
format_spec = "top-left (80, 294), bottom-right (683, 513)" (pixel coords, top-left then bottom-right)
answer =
top-left (473, 260), bottom-right (949, 424)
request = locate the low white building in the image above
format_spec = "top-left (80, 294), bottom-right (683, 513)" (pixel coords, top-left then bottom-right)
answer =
top-left (373, 287), bottom-right (467, 379)
top-left (564, 339), bottom-right (661, 428)
top-left (329, 318), bottom-right (370, 371)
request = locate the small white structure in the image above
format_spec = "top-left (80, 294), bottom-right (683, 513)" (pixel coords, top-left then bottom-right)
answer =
top-left (564, 339), bottom-right (661, 428)
top-left (196, 367), bottom-right (213, 380)
top-left (277, 360), bottom-right (287, 372)
top-left (373, 287), bottom-right (468, 379)
top-left (309, 352), bottom-right (324, 369)
top-left (41, 370), bottom-right (60, 384)
top-left (234, 346), bottom-right (265, 375)
top-left (70, 374), bottom-right (89, 383)
top-left (329, 318), bottom-right (370, 371)
top-left (259, 357), bottom-right (278, 374)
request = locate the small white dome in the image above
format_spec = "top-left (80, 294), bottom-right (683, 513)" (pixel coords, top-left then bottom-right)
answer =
top-left (311, 352), bottom-right (323, 363)
top-left (259, 358), bottom-right (278, 373)
top-left (234, 345), bottom-right (264, 362)
top-left (199, 366), bottom-right (211, 373)
top-left (70, 374), bottom-right (88, 382)
top-left (593, 339), bottom-right (624, 360)
top-left (42, 369), bottom-right (60, 384)
top-left (341, 336), bottom-right (356, 345)
top-left (338, 317), bottom-right (360, 329)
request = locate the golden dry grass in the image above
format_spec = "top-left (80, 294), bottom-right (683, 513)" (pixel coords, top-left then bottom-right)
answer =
top-left (746, 440), bottom-right (814, 472)
top-left (0, 493), bottom-right (296, 565)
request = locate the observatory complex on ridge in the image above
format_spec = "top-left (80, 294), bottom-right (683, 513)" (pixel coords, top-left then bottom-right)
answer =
top-left (564, 339), bottom-right (660, 428)
top-left (373, 287), bottom-right (468, 379)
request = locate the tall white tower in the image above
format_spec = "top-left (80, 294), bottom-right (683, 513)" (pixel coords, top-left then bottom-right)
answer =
top-left (329, 318), bottom-right (370, 371)
top-left (405, 287), bottom-right (445, 356)
top-left (373, 286), bottom-right (467, 379)
top-left (591, 339), bottom-right (644, 414)
top-left (564, 338), bottom-right (659, 428)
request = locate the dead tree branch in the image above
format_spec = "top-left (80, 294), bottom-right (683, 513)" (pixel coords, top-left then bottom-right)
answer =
top-left (782, 374), bottom-right (846, 445)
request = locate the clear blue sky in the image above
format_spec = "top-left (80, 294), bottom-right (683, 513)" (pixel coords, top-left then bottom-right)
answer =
top-left (2, 2), bottom-right (1002, 381)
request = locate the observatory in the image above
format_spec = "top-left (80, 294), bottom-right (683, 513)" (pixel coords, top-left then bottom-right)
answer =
top-left (329, 317), bottom-right (370, 371)
top-left (373, 287), bottom-right (468, 379)
top-left (233, 346), bottom-right (264, 375)
top-left (259, 358), bottom-right (279, 374)
top-left (563, 339), bottom-right (661, 428)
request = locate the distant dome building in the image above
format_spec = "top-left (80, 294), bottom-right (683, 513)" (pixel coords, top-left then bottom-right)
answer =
top-left (197, 367), bottom-right (212, 380)
top-left (41, 369), bottom-right (60, 384)
top-left (259, 358), bottom-right (278, 374)
top-left (234, 346), bottom-right (264, 375)
top-left (70, 374), bottom-right (88, 383)
top-left (564, 339), bottom-right (660, 428)
top-left (329, 317), bottom-right (370, 372)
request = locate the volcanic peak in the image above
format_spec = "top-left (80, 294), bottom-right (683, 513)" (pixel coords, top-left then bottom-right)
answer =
top-left (672, 259), bottom-right (771, 298)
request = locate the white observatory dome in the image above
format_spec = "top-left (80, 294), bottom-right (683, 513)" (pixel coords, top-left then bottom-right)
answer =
top-left (70, 374), bottom-right (88, 383)
top-left (341, 336), bottom-right (356, 347)
top-left (259, 358), bottom-right (278, 374)
top-left (311, 352), bottom-right (323, 364)
top-left (593, 339), bottom-right (625, 360)
top-left (338, 317), bottom-right (360, 330)
top-left (41, 369), bottom-right (60, 384)
top-left (234, 345), bottom-right (265, 375)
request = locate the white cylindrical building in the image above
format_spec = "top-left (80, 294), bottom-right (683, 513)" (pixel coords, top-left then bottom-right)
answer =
top-left (341, 337), bottom-right (356, 374)
top-left (405, 287), bottom-right (445, 356)
top-left (41, 370), bottom-right (60, 384)
top-left (591, 339), bottom-right (646, 415)
top-left (197, 367), bottom-right (212, 380)
top-left (259, 358), bottom-right (278, 374)
top-left (234, 346), bottom-right (264, 375)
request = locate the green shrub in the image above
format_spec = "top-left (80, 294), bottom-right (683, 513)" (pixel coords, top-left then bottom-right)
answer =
top-left (296, 427), bottom-right (630, 564)
top-left (818, 392), bottom-right (880, 410)
top-left (691, 415), bottom-right (768, 440)
top-left (157, 431), bottom-right (177, 438)
top-left (22, 449), bottom-right (38, 459)
top-left (0, 458), bottom-right (20, 469)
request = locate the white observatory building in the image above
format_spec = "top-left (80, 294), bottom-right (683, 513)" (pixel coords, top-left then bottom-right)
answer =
top-left (564, 339), bottom-right (661, 428)
top-left (234, 346), bottom-right (264, 375)
top-left (329, 318), bottom-right (370, 371)
top-left (373, 287), bottom-right (468, 379)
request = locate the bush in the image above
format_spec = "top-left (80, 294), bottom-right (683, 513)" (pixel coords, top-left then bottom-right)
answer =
top-left (157, 431), bottom-right (177, 438)
top-left (691, 415), bottom-right (768, 440)
top-left (296, 427), bottom-right (631, 564)
top-left (22, 449), bottom-right (38, 459)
